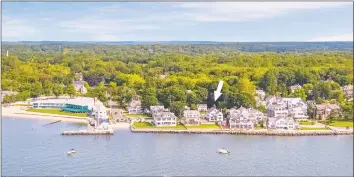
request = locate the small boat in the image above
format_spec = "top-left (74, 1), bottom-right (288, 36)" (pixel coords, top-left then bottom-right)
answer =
top-left (67, 149), bottom-right (76, 155)
top-left (217, 148), bottom-right (230, 154)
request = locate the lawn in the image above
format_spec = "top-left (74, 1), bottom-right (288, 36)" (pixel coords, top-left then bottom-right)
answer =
top-left (300, 127), bottom-right (331, 130)
top-left (132, 122), bottom-right (186, 129)
top-left (255, 126), bottom-right (266, 130)
top-left (329, 121), bottom-right (354, 128)
top-left (186, 124), bottom-right (220, 129)
top-left (27, 109), bottom-right (88, 117)
top-left (299, 121), bottom-right (315, 125)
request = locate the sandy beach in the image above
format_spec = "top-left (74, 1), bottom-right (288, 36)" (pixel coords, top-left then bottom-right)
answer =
top-left (2, 106), bottom-right (131, 130)
top-left (2, 106), bottom-right (89, 123)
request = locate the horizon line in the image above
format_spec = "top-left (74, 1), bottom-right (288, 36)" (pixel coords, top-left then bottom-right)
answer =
top-left (2, 40), bottom-right (353, 43)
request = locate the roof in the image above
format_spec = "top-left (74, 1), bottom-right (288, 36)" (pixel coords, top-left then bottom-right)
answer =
top-left (128, 99), bottom-right (141, 108)
top-left (32, 97), bottom-right (100, 108)
top-left (153, 111), bottom-right (176, 118)
top-left (316, 103), bottom-right (340, 110)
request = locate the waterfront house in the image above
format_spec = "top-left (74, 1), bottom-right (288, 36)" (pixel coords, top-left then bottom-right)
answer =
top-left (204, 107), bottom-right (223, 122)
top-left (266, 116), bottom-right (297, 130)
top-left (152, 111), bottom-right (177, 127)
top-left (197, 104), bottom-right (208, 112)
top-left (342, 85), bottom-right (353, 101)
top-left (315, 103), bottom-right (341, 120)
top-left (228, 107), bottom-right (266, 129)
top-left (182, 110), bottom-right (201, 126)
top-left (92, 103), bottom-right (109, 126)
top-left (126, 97), bottom-right (143, 114)
top-left (228, 108), bottom-right (254, 130)
top-left (290, 84), bottom-right (302, 93)
top-left (267, 104), bottom-right (289, 117)
top-left (150, 105), bottom-right (166, 114)
top-left (281, 97), bottom-right (307, 109)
top-left (288, 106), bottom-right (308, 121)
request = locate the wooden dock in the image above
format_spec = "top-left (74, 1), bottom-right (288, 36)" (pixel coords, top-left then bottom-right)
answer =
top-left (61, 129), bottom-right (114, 135)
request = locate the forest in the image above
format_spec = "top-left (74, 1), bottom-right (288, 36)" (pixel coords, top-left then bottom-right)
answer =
top-left (1, 44), bottom-right (353, 118)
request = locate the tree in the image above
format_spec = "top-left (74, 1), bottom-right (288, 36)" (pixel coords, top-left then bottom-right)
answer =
top-left (52, 84), bottom-right (64, 98)
top-left (263, 70), bottom-right (277, 95)
top-left (66, 84), bottom-right (77, 98)
top-left (170, 101), bottom-right (186, 117)
top-left (142, 87), bottom-right (159, 108)
top-left (291, 88), bottom-right (307, 101)
top-left (31, 82), bottom-right (43, 97)
top-left (236, 77), bottom-right (256, 94)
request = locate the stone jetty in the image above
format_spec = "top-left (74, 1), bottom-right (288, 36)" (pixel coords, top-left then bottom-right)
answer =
top-left (62, 129), bottom-right (114, 135)
top-left (131, 128), bottom-right (353, 136)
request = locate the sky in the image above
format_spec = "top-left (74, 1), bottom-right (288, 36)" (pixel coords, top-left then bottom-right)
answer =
top-left (2, 2), bottom-right (353, 42)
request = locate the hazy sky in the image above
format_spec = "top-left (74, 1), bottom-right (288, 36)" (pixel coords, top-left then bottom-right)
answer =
top-left (2, 2), bottom-right (353, 41)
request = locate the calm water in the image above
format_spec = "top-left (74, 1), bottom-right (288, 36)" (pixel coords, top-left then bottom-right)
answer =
top-left (2, 117), bottom-right (353, 176)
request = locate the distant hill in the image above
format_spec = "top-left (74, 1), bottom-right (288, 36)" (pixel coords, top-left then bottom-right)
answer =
top-left (2, 41), bottom-right (353, 53)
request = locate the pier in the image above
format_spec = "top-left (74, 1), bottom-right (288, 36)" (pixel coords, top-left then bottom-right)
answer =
top-left (62, 129), bottom-right (114, 135)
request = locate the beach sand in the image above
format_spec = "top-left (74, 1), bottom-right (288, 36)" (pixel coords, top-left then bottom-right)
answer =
top-left (2, 106), bottom-right (88, 123)
top-left (2, 106), bottom-right (131, 129)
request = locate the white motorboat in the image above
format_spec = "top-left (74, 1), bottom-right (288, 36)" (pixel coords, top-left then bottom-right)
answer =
top-left (67, 149), bottom-right (76, 155)
top-left (217, 148), bottom-right (230, 154)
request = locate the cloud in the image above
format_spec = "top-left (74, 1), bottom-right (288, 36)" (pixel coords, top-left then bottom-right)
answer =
top-left (2, 16), bottom-right (39, 38)
top-left (308, 33), bottom-right (353, 41)
top-left (177, 2), bottom-right (351, 22)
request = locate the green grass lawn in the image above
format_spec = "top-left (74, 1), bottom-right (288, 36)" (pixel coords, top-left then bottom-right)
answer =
top-left (255, 126), bottom-right (266, 130)
top-left (200, 111), bottom-right (207, 115)
top-left (132, 122), bottom-right (186, 129)
top-left (300, 127), bottom-right (330, 130)
top-left (27, 109), bottom-right (88, 117)
top-left (186, 124), bottom-right (220, 129)
top-left (329, 121), bottom-right (354, 128)
top-left (299, 120), bottom-right (315, 125)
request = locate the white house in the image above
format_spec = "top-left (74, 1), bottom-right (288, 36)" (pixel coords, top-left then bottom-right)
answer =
top-left (197, 104), bottom-right (208, 112)
top-left (182, 110), bottom-right (201, 126)
top-left (204, 107), bottom-right (223, 122)
top-left (93, 104), bottom-right (108, 126)
top-left (126, 98), bottom-right (143, 114)
top-left (228, 107), bottom-right (266, 129)
top-left (281, 98), bottom-right (307, 110)
top-left (150, 105), bottom-right (166, 114)
top-left (288, 106), bottom-right (308, 121)
top-left (152, 111), bottom-right (177, 127)
top-left (267, 104), bottom-right (289, 117)
top-left (266, 116), bottom-right (298, 130)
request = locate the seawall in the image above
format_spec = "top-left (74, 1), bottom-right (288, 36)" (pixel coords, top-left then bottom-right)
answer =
top-left (131, 128), bottom-right (353, 136)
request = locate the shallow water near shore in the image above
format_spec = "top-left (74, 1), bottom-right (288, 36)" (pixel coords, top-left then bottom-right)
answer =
top-left (2, 118), bottom-right (353, 176)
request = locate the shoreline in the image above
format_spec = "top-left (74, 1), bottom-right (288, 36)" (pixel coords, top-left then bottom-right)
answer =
top-left (2, 106), bottom-right (131, 129)
top-left (131, 128), bottom-right (353, 136)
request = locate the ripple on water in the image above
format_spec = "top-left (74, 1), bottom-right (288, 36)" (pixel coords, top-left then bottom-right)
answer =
top-left (2, 118), bottom-right (353, 176)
